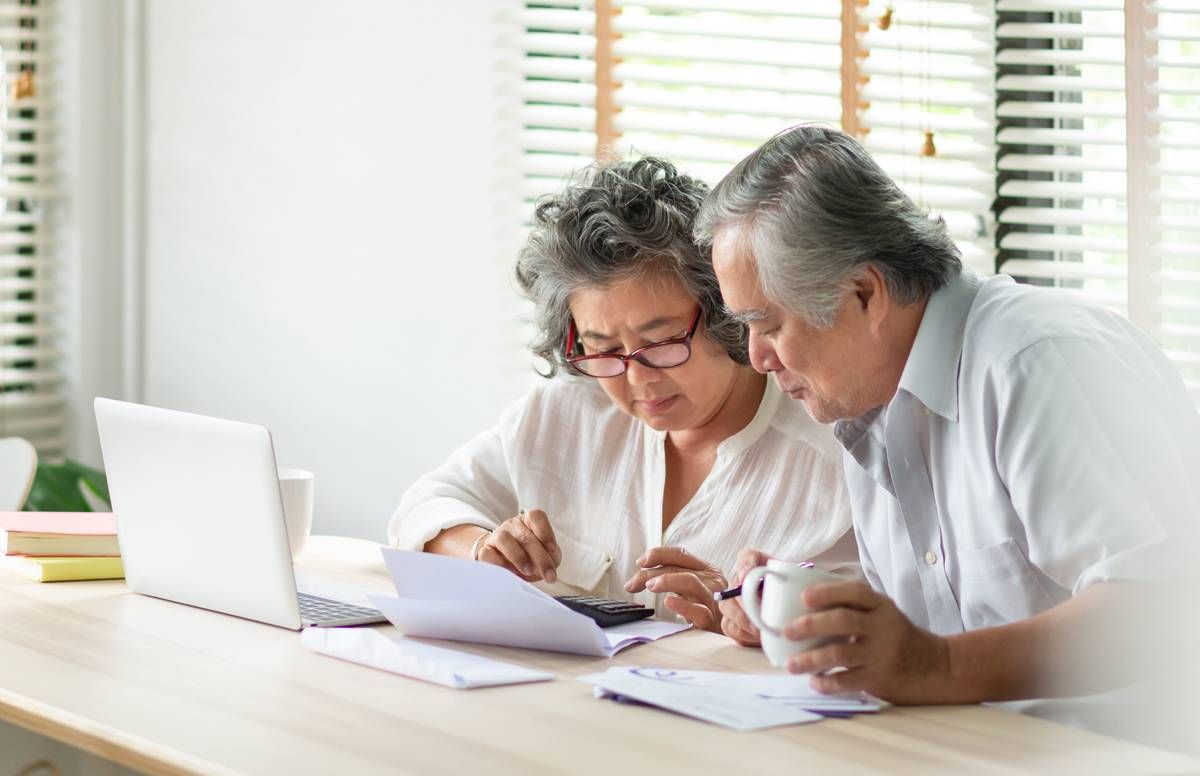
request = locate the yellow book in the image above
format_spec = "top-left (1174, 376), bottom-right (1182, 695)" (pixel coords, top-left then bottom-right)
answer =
top-left (0, 554), bottom-right (124, 582)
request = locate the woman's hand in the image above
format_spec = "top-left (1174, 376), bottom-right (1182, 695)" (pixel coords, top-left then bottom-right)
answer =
top-left (623, 546), bottom-right (727, 633)
top-left (717, 548), bottom-right (773, 646)
top-left (476, 509), bottom-right (562, 583)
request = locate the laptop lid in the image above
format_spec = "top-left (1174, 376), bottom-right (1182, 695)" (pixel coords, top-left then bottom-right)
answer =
top-left (94, 398), bottom-right (303, 630)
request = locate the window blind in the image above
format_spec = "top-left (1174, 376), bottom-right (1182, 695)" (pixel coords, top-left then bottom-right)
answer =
top-left (0, 0), bottom-right (61, 455)
top-left (506, 1), bottom-right (990, 252)
top-left (1148, 1), bottom-right (1200, 403)
top-left (996, 0), bottom-right (1200, 404)
top-left (995, 0), bottom-right (1130, 315)
top-left (857, 0), bottom-right (998, 277)
top-left (608, 1), bottom-right (844, 185)
top-left (508, 2), bottom-right (599, 209)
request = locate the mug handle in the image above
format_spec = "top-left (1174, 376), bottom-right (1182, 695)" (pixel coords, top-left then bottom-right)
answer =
top-left (739, 566), bottom-right (783, 638)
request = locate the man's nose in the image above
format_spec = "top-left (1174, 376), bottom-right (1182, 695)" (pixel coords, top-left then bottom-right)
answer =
top-left (748, 335), bottom-right (781, 374)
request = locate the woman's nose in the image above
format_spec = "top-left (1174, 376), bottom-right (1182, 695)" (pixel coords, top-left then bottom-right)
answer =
top-left (624, 358), bottom-right (662, 385)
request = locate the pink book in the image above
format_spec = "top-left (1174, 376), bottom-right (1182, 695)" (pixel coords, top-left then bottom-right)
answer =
top-left (0, 512), bottom-right (117, 536)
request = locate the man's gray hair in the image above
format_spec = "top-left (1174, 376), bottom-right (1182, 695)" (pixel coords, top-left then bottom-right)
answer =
top-left (694, 124), bottom-right (962, 327)
top-left (516, 156), bottom-right (749, 376)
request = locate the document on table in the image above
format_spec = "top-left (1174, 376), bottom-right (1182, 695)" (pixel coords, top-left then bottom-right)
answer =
top-left (579, 667), bottom-right (827, 731)
top-left (607, 668), bottom-right (885, 714)
top-left (369, 549), bottom-right (690, 657)
top-left (301, 627), bottom-right (554, 689)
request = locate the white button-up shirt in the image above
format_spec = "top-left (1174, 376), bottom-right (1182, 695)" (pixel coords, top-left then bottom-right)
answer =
top-left (835, 270), bottom-right (1200, 738)
top-left (390, 377), bottom-right (855, 617)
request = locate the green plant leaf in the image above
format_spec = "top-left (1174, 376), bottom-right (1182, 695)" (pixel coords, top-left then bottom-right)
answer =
top-left (62, 459), bottom-right (110, 505)
top-left (23, 459), bottom-right (111, 512)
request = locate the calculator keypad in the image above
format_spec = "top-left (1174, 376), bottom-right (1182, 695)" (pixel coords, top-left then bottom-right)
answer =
top-left (554, 595), bottom-right (655, 627)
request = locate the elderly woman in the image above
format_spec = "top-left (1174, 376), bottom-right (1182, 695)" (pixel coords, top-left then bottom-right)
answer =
top-left (388, 157), bottom-right (854, 631)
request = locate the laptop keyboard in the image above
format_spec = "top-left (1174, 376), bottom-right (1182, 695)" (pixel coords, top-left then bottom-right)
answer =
top-left (298, 591), bottom-right (383, 624)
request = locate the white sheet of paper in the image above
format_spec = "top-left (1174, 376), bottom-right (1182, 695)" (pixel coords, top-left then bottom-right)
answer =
top-left (300, 626), bottom-right (554, 689)
top-left (371, 549), bottom-right (690, 657)
top-left (579, 667), bottom-right (824, 731)
top-left (611, 668), bottom-right (883, 712)
top-left (601, 618), bottom-right (691, 651)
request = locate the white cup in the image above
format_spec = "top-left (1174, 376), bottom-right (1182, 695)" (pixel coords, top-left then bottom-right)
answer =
top-left (740, 559), bottom-right (842, 668)
top-left (277, 467), bottom-right (314, 558)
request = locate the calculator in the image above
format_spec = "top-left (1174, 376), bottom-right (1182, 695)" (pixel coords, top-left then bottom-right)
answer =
top-left (554, 595), bottom-right (655, 628)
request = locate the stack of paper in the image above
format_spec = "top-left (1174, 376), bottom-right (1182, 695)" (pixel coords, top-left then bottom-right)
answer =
top-left (580, 667), bottom-right (883, 731)
top-left (369, 549), bottom-right (690, 657)
top-left (0, 512), bottom-right (123, 582)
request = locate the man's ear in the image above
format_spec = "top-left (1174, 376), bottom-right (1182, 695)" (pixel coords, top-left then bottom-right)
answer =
top-left (851, 265), bottom-right (890, 334)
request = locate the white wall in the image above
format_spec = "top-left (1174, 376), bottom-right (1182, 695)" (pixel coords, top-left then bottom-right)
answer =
top-left (129, 0), bottom-right (528, 541)
top-left (59, 0), bottom-right (131, 466)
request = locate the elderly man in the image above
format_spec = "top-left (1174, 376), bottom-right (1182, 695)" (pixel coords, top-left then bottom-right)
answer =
top-left (697, 124), bottom-right (1199, 746)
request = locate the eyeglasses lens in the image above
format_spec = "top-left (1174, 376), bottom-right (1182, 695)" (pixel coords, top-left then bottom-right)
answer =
top-left (637, 342), bottom-right (690, 368)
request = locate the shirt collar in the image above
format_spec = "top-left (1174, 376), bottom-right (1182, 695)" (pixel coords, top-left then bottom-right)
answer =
top-left (895, 270), bottom-right (982, 422)
top-left (833, 406), bottom-right (895, 495)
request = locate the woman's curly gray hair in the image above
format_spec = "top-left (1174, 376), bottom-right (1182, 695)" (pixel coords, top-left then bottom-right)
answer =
top-left (515, 156), bottom-right (749, 377)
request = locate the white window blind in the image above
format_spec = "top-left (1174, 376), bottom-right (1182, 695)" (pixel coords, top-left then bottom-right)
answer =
top-left (506, 2), bottom-right (599, 211)
top-left (504, 1), bottom-right (994, 254)
top-left (995, 0), bottom-right (1129, 313)
top-left (858, 0), bottom-right (998, 277)
top-left (996, 0), bottom-right (1200, 404)
top-left (608, 1), bottom-right (844, 185)
top-left (0, 0), bottom-right (60, 455)
top-left (1149, 1), bottom-right (1200, 403)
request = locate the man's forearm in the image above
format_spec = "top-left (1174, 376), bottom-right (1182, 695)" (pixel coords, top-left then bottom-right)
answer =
top-left (937, 583), bottom-right (1149, 703)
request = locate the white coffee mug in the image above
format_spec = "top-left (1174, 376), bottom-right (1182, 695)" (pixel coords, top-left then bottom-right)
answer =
top-left (740, 559), bottom-right (841, 668)
top-left (277, 467), bottom-right (314, 559)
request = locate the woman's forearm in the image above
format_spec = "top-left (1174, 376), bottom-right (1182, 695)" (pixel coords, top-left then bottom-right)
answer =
top-left (423, 524), bottom-right (490, 557)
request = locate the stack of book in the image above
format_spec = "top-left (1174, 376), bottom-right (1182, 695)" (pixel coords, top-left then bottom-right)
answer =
top-left (0, 511), bottom-right (123, 582)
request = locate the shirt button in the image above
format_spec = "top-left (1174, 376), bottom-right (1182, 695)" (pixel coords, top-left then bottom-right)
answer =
top-left (924, 550), bottom-right (938, 565)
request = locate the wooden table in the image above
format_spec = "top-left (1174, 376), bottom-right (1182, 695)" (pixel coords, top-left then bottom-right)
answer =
top-left (0, 535), bottom-right (1195, 775)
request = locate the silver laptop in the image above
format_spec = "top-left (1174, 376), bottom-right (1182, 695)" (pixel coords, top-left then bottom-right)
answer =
top-left (94, 398), bottom-right (385, 630)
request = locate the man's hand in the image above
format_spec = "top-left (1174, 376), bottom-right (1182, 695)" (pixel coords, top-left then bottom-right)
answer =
top-left (781, 580), bottom-right (951, 703)
top-left (718, 548), bottom-right (773, 646)
top-left (624, 547), bottom-right (726, 632)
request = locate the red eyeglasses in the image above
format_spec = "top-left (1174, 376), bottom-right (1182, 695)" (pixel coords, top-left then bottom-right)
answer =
top-left (564, 308), bottom-right (703, 378)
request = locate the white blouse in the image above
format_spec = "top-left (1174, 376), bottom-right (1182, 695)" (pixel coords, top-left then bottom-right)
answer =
top-left (388, 376), bottom-right (854, 617)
